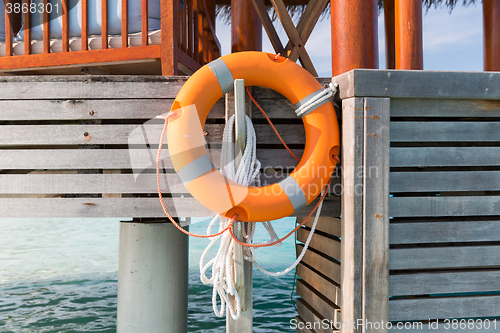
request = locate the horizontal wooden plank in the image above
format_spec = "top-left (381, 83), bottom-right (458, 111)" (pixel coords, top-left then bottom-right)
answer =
top-left (0, 149), bottom-right (303, 170)
top-left (391, 122), bottom-right (500, 142)
top-left (390, 98), bottom-right (500, 117)
top-left (298, 216), bottom-right (341, 238)
top-left (294, 316), bottom-right (315, 333)
top-left (297, 244), bottom-right (340, 285)
top-left (296, 279), bottom-right (340, 323)
top-left (0, 174), bottom-right (186, 194)
top-left (0, 99), bottom-right (225, 120)
top-left (297, 227), bottom-right (341, 260)
top-left (390, 196), bottom-right (500, 217)
top-left (335, 69), bottom-right (500, 100)
top-left (0, 123), bottom-right (305, 146)
top-left (389, 295), bottom-right (500, 322)
top-left (389, 270), bottom-right (500, 296)
top-left (390, 147), bottom-right (500, 167)
top-left (296, 263), bottom-right (341, 306)
top-left (0, 196), bottom-right (340, 218)
top-left (251, 98), bottom-right (341, 120)
top-left (389, 246), bottom-right (500, 270)
top-left (390, 171), bottom-right (500, 192)
top-left (0, 76), bottom-right (188, 99)
top-left (296, 299), bottom-right (338, 333)
top-left (390, 221), bottom-right (500, 244)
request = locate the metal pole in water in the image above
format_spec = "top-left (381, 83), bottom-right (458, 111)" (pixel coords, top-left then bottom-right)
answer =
top-left (117, 220), bottom-right (188, 333)
top-left (226, 79), bottom-right (253, 333)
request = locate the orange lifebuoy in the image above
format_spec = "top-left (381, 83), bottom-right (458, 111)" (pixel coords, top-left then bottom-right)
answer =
top-left (167, 52), bottom-right (340, 222)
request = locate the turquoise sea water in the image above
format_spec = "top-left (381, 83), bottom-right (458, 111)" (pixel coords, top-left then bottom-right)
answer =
top-left (0, 218), bottom-right (298, 332)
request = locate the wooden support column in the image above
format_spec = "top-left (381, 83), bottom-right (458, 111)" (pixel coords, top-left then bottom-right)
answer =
top-left (161, 0), bottom-right (179, 75)
top-left (331, 0), bottom-right (378, 76)
top-left (384, 0), bottom-right (396, 69)
top-left (231, 0), bottom-right (262, 52)
top-left (483, 0), bottom-right (500, 71)
top-left (395, 0), bottom-right (423, 70)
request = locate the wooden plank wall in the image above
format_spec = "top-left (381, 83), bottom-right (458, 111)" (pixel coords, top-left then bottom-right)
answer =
top-left (388, 97), bottom-right (500, 329)
top-left (0, 76), bottom-right (339, 219)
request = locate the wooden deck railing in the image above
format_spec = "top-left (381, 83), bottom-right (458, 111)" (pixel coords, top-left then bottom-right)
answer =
top-left (1, 0), bottom-right (220, 75)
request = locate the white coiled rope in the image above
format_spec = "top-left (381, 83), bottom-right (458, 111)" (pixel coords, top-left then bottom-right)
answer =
top-left (199, 113), bottom-right (326, 319)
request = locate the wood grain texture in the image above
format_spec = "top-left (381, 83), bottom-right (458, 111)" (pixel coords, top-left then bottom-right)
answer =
top-left (389, 246), bottom-right (500, 270)
top-left (390, 98), bottom-right (500, 117)
top-left (296, 279), bottom-right (340, 323)
top-left (390, 147), bottom-right (500, 167)
top-left (389, 270), bottom-right (500, 296)
top-left (297, 228), bottom-right (340, 260)
top-left (394, 0), bottom-right (423, 70)
top-left (0, 99), bottom-right (225, 120)
top-left (296, 244), bottom-right (341, 285)
top-left (390, 220), bottom-right (500, 244)
top-left (391, 121), bottom-right (500, 142)
top-left (363, 97), bottom-right (390, 329)
top-left (340, 97), bottom-right (365, 333)
top-left (390, 196), bottom-right (500, 217)
top-left (296, 299), bottom-right (338, 333)
top-left (296, 263), bottom-right (341, 306)
top-left (334, 69), bottom-right (500, 100)
top-left (0, 76), bottom-right (185, 99)
top-left (298, 216), bottom-right (341, 238)
top-left (390, 171), bottom-right (500, 192)
top-left (0, 123), bottom-right (305, 146)
top-left (389, 295), bottom-right (500, 322)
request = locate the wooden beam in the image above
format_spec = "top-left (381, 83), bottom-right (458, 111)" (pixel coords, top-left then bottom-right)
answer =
top-left (483, 0), bottom-right (500, 71)
top-left (285, 0), bottom-right (328, 62)
top-left (161, 0), bottom-right (178, 75)
top-left (270, 0), bottom-right (317, 76)
top-left (251, 0), bottom-right (284, 54)
top-left (384, 0), bottom-right (396, 69)
top-left (331, 0), bottom-right (378, 76)
top-left (395, 0), bottom-right (423, 69)
top-left (231, 0), bottom-right (262, 51)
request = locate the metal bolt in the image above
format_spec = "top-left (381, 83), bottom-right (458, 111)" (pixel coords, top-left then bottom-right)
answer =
top-left (84, 132), bottom-right (89, 136)
top-left (89, 111), bottom-right (95, 116)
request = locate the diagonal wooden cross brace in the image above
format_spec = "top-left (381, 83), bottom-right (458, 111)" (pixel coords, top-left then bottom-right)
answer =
top-left (251, 0), bottom-right (328, 76)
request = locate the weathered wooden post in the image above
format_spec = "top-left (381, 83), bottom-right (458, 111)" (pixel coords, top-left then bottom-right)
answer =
top-left (117, 220), bottom-right (189, 333)
top-left (226, 79), bottom-right (253, 333)
top-left (331, 0), bottom-right (379, 76)
top-left (483, 0), bottom-right (500, 71)
top-left (394, 0), bottom-right (423, 70)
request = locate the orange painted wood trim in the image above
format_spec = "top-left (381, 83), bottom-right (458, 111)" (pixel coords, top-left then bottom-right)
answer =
top-left (331, 0), bottom-right (378, 76)
top-left (178, 47), bottom-right (202, 72)
top-left (5, 0), bottom-right (13, 57)
top-left (43, 0), bottom-right (50, 54)
top-left (142, 0), bottom-right (148, 46)
top-left (161, 0), bottom-right (178, 75)
top-left (81, 0), bottom-right (88, 50)
top-left (483, 0), bottom-right (500, 71)
top-left (0, 45), bottom-right (161, 70)
top-left (384, 0), bottom-right (396, 69)
top-left (62, 0), bottom-right (69, 52)
top-left (23, 0), bottom-right (31, 55)
top-left (101, 0), bottom-right (108, 49)
top-left (395, 0), bottom-right (423, 70)
top-left (121, 0), bottom-right (128, 48)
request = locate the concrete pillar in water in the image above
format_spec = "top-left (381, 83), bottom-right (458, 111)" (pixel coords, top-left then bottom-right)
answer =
top-left (117, 221), bottom-right (188, 333)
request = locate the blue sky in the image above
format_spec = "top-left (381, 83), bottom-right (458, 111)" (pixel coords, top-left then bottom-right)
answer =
top-left (216, 2), bottom-right (484, 76)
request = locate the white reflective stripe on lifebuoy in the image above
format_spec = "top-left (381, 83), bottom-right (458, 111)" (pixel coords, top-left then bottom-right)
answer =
top-left (207, 58), bottom-right (234, 95)
top-left (294, 88), bottom-right (329, 118)
top-left (278, 177), bottom-right (308, 211)
top-left (177, 154), bottom-right (215, 186)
